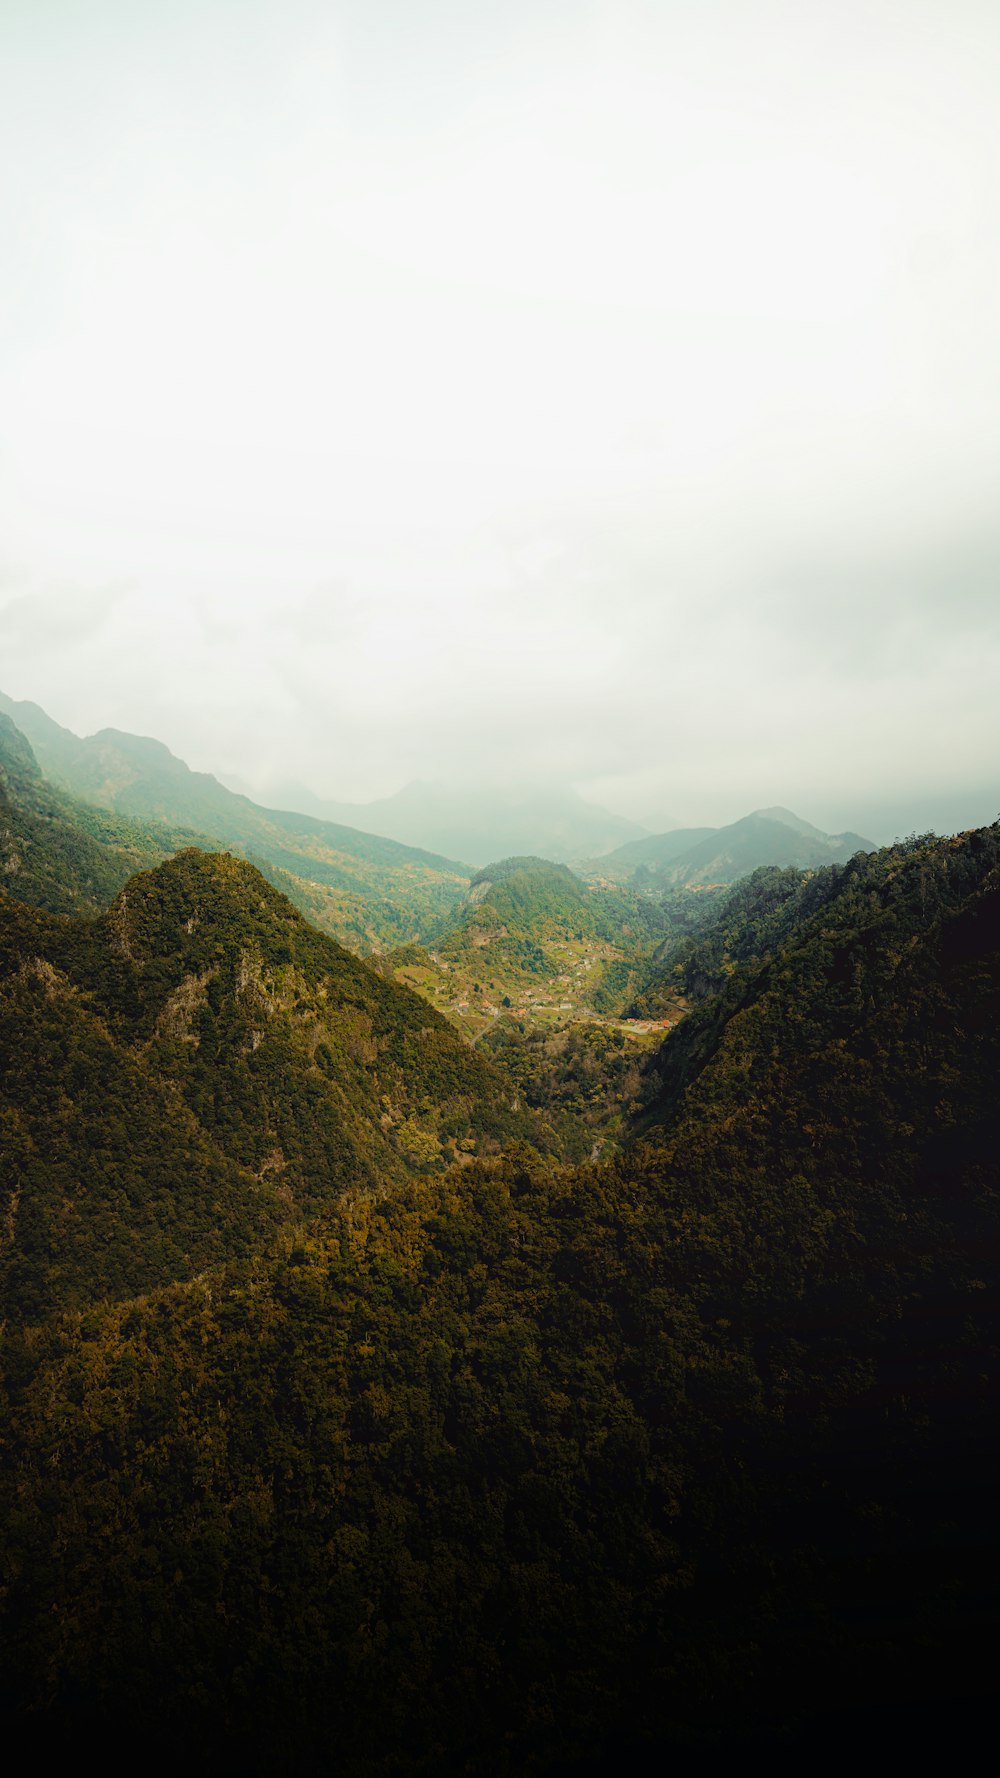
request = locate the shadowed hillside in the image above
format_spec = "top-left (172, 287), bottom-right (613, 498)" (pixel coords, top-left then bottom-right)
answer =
top-left (1, 826), bottom-right (996, 1771)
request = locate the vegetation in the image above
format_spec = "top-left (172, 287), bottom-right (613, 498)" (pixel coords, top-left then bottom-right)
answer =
top-left (0, 851), bottom-right (542, 1318)
top-left (0, 697), bottom-right (472, 952)
top-left (480, 1018), bottom-right (648, 1159)
top-left (589, 807), bottom-right (873, 893)
top-left (627, 864), bottom-right (810, 1018)
top-left (0, 786), bottom-right (997, 1771)
top-left (0, 713), bottom-right (202, 915)
top-left (379, 856), bottom-right (685, 1051)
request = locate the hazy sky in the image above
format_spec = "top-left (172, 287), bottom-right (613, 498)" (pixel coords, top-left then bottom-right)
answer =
top-left (2, 0), bottom-right (999, 838)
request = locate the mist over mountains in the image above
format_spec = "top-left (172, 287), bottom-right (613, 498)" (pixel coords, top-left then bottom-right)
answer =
top-left (4, 0), bottom-right (1000, 1762)
top-left (0, 691), bottom-right (473, 953)
top-left (593, 806), bottom-right (875, 889)
top-left (2, 689), bottom-right (877, 890)
top-left (221, 776), bottom-right (649, 869)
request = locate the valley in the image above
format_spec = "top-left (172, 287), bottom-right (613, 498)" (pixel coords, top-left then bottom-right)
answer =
top-left (4, 10), bottom-right (996, 1767)
top-left (372, 856), bottom-right (693, 1155)
top-left (1, 693), bottom-right (997, 1773)
top-left (382, 914), bottom-right (687, 1042)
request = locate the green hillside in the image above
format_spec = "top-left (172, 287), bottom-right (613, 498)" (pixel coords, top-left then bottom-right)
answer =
top-left (626, 862), bottom-right (812, 1017)
top-left (0, 693), bottom-right (472, 952)
top-left (0, 825), bottom-right (996, 1770)
top-left (0, 850), bottom-right (540, 1319)
top-left (635, 827), bottom-right (1000, 1136)
top-left (379, 855), bottom-right (684, 1056)
top-left (0, 713), bottom-right (206, 916)
top-left (651, 808), bottom-right (873, 885)
top-left (585, 824), bottom-right (718, 881)
top-left (592, 806), bottom-right (874, 893)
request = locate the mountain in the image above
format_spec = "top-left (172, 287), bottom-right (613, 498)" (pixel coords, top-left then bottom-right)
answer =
top-left (0, 849), bottom-right (540, 1319)
top-left (634, 827), bottom-right (1000, 1128)
top-left (0, 712), bottom-right (209, 915)
top-left (378, 854), bottom-right (678, 1040)
top-left (0, 693), bottom-right (472, 951)
top-left (618, 806), bottom-right (874, 889)
top-left (585, 824), bottom-right (719, 881)
top-left (233, 776), bottom-right (648, 867)
top-left (0, 711), bottom-right (132, 914)
top-left (1, 825), bottom-right (996, 1771)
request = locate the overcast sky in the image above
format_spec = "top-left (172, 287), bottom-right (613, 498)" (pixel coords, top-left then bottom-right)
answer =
top-left (2, 0), bottom-right (998, 839)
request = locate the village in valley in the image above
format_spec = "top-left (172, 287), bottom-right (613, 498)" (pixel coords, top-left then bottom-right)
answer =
top-left (383, 927), bottom-right (688, 1046)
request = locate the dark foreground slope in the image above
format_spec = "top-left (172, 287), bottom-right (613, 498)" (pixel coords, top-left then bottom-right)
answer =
top-left (635, 827), bottom-right (1000, 1132)
top-left (0, 828), bottom-right (997, 1772)
top-left (0, 851), bottom-right (537, 1318)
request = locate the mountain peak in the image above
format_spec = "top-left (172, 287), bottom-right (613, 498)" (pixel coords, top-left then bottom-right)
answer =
top-left (104, 847), bottom-right (311, 970)
top-left (749, 806), bottom-right (825, 838)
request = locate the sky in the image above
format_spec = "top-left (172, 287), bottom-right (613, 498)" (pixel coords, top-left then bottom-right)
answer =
top-left (2, 0), bottom-right (999, 841)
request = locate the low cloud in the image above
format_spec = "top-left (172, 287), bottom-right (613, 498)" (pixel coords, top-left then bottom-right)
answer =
top-left (1, 2), bottom-right (998, 840)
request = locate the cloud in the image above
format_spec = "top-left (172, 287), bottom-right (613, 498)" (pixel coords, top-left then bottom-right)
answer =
top-left (0, 2), bottom-right (998, 835)
top-left (0, 580), bottom-right (130, 645)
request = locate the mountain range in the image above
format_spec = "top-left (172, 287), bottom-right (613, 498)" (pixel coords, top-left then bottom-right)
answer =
top-left (0, 754), bottom-right (996, 1770)
top-left (0, 692), bottom-right (472, 952)
top-left (1, 692), bottom-right (876, 920)
top-left (222, 774), bottom-right (650, 867)
top-left (0, 690), bottom-right (997, 1769)
top-left (592, 804), bottom-right (873, 887)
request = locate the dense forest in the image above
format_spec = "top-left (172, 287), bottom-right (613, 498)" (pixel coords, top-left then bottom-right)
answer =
top-left (0, 725), bottom-right (997, 1771)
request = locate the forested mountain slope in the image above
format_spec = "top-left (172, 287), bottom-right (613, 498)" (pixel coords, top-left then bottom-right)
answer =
top-left (0, 713), bottom-right (203, 916)
top-left (1, 825), bottom-right (996, 1771)
top-left (0, 692), bottom-right (472, 951)
top-left (0, 851), bottom-right (539, 1319)
top-left (596, 806), bottom-right (873, 891)
top-left (627, 861), bottom-right (818, 1018)
top-left (634, 828), bottom-right (1000, 1133)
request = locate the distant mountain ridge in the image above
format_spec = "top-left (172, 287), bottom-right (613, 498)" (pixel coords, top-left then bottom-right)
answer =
top-left (0, 696), bottom-right (467, 873)
top-left (588, 826), bottom-right (719, 879)
top-left (0, 712), bottom-right (210, 915)
top-left (0, 694), bottom-right (876, 935)
top-left (0, 692), bottom-right (473, 951)
top-left (596, 805), bottom-right (874, 888)
top-left (228, 776), bottom-right (649, 866)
